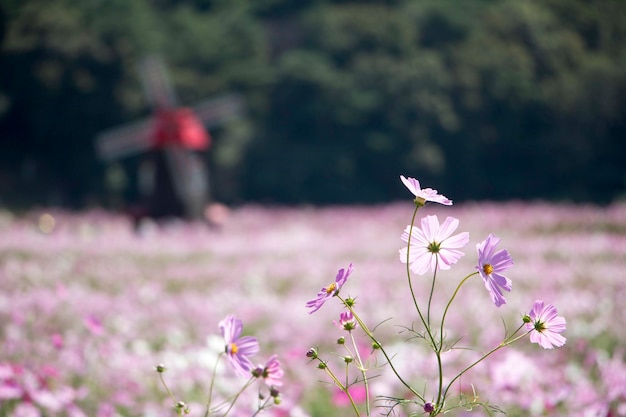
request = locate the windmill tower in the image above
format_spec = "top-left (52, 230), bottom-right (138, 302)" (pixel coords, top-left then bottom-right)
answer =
top-left (95, 56), bottom-right (244, 223)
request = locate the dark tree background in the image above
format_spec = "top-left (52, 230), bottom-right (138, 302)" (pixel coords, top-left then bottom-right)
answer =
top-left (0, 0), bottom-right (624, 209)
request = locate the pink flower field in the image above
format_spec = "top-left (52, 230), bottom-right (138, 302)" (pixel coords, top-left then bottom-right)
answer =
top-left (1, 201), bottom-right (625, 416)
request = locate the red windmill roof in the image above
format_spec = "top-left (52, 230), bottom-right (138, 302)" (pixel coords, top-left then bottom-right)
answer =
top-left (152, 108), bottom-right (211, 150)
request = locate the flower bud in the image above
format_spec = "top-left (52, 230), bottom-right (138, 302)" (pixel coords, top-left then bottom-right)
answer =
top-left (343, 356), bottom-right (353, 364)
top-left (156, 364), bottom-right (166, 373)
top-left (306, 348), bottom-right (318, 359)
top-left (337, 336), bottom-right (345, 345)
top-left (251, 366), bottom-right (264, 378)
top-left (522, 314), bottom-right (532, 324)
top-left (344, 298), bottom-right (356, 307)
top-left (423, 402), bottom-right (434, 413)
top-left (372, 342), bottom-right (381, 350)
top-left (317, 362), bottom-right (327, 369)
top-left (343, 322), bottom-right (357, 331)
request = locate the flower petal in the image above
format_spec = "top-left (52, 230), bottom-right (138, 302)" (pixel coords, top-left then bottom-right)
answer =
top-left (437, 216), bottom-right (460, 240)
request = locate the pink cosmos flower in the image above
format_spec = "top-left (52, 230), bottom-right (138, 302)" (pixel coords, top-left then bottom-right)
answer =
top-left (306, 264), bottom-right (354, 314)
top-left (400, 175), bottom-right (453, 206)
top-left (253, 355), bottom-right (284, 388)
top-left (13, 402), bottom-right (41, 417)
top-left (51, 334), bottom-right (64, 349)
top-left (83, 315), bottom-right (104, 336)
top-left (399, 216), bottom-right (469, 275)
top-left (334, 310), bottom-right (357, 331)
top-left (525, 300), bottom-right (567, 349)
top-left (219, 315), bottom-right (260, 376)
top-left (476, 234), bottom-right (514, 307)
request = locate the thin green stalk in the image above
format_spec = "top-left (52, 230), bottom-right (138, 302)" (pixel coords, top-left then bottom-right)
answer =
top-left (434, 350), bottom-right (443, 414)
top-left (158, 373), bottom-right (177, 404)
top-left (439, 272), bottom-right (479, 353)
top-left (405, 205), bottom-right (432, 336)
top-left (204, 352), bottom-right (225, 417)
top-left (251, 397), bottom-right (273, 417)
top-left (426, 261), bottom-right (439, 328)
top-left (349, 330), bottom-right (371, 417)
top-left (404, 206), bottom-right (440, 353)
top-left (214, 378), bottom-right (256, 417)
top-left (437, 326), bottom-right (530, 414)
top-left (319, 359), bottom-right (362, 417)
top-left (340, 297), bottom-right (425, 403)
top-left (402, 205), bottom-right (442, 408)
top-left (434, 271), bottom-right (477, 410)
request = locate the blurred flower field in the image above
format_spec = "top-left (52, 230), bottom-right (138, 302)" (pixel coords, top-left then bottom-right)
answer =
top-left (1, 201), bottom-right (625, 416)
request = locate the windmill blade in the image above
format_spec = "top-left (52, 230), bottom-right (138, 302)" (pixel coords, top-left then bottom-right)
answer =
top-left (95, 117), bottom-right (153, 162)
top-left (137, 56), bottom-right (178, 110)
top-left (191, 93), bottom-right (245, 127)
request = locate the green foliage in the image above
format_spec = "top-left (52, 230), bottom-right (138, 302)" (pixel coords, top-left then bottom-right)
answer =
top-left (0, 0), bottom-right (624, 207)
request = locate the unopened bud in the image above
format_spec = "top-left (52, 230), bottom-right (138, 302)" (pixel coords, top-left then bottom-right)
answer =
top-left (372, 342), bottom-right (381, 350)
top-left (522, 315), bottom-right (531, 324)
top-left (337, 336), bottom-right (345, 345)
top-left (306, 348), bottom-right (318, 359)
top-left (251, 366), bottom-right (264, 378)
top-left (317, 362), bottom-right (327, 369)
top-left (343, 356), bottom-right (353, 364)
top-left (156, 364), bottom-right (166, 373)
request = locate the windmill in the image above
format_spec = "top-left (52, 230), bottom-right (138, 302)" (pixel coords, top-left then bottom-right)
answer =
top-left (95, 56), bottom-right (244, 223)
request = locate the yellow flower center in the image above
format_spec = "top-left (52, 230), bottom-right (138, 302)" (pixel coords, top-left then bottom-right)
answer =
top-left (325, 283), bottom-right (337, 294)
top-left (483, 264), bottom-right (494, 275)
top-left (229, 343), bottom-right (239, 354)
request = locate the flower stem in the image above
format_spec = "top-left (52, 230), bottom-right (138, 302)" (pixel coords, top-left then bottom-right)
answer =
top-left (214, 377), bottom-right (256, 417)
top-left (433, 271), bottom-right (478, 409)
top-left (437, 325), bottom-right (530, 413)
top-left (340, 297), bottom-right (425, 403)
top-left (318, 358), bottom-right (362, 417)
top-left (405, 206), bottom-right (430, 332)
top-left (251, 397), bottom-right (272, 417)
top-left (427, 261), bottom-right (438, 329)
top-left (349, 330), bottom-right (371, 417)
top-left (403, 206), bottom-right (441, 408)
top-left (404, 207), bottom-right (439, 350)
top-left (158, 373), bottom-right (178, 404)
top-left (204, 352), bottom-right (224, 417)
top-left (439, 272), bottom-right (478, 352)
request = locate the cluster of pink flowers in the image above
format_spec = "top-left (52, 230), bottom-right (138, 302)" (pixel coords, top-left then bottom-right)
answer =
top-left (399, 176), bottom-right (566, 349)
top-left (309, 175), bottom-right (566, 342)
top-left (220, 315), bottom-right (284, 391)
top-left (0, 362), bottom-right (86, 417)
top-left (157, 315), bottom-right (283, 415)
top-left (306, 175), bottom-right (568, 415)
top-left (0, 192), bottom-right (624, 415)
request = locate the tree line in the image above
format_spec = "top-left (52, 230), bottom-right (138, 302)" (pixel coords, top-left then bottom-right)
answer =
top-left (0, 0), bottom-right (624, 208)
